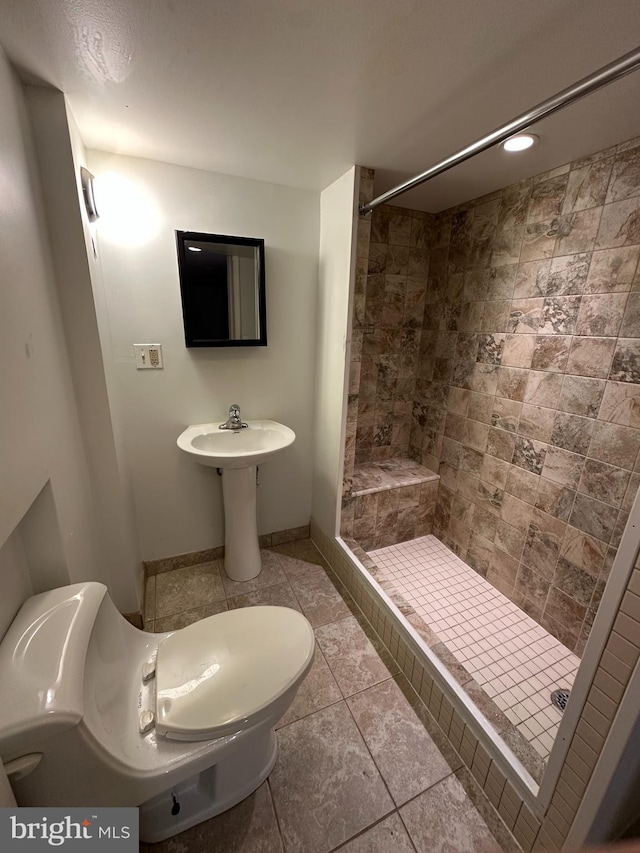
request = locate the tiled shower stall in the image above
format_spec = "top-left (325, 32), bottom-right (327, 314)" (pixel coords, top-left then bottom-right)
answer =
top-left (341, 138), bottom-right (640, 767)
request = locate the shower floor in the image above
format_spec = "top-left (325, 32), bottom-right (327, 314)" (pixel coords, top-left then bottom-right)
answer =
top-left (368, 535), bottom-right (580, 764)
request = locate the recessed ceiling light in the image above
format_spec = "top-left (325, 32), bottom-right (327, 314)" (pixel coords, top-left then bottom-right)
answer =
top-left (188, 246), bottom-right (202, 252)
top-left (502, 133), bottom-right (538, 152)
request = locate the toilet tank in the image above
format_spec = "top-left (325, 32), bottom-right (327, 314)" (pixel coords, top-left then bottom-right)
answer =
top-left (0, 582), bottom-right (109, 758)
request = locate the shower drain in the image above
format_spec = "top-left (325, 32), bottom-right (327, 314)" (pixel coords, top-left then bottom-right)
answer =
top-left (551, 689), bottom-right (570, 712)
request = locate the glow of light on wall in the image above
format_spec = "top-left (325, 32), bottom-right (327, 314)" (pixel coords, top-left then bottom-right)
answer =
top-left (93, 172), bottom-right (161, 246)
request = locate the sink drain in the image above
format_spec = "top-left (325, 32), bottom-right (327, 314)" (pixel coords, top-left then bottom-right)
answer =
top-left (551, 689), bottom-right (570, 712)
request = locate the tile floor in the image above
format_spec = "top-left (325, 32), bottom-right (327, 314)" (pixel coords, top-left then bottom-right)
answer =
top-left (368, 536), bottom-right (580, 761)
top-left (142, 539), bottom-right (515, 852)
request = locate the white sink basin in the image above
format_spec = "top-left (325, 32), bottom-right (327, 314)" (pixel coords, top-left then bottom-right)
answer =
top-left (177, 419), bottom-right (295, 469)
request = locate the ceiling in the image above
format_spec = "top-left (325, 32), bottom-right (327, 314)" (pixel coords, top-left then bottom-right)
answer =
top-left (1, 0), bottom-right (640, 212)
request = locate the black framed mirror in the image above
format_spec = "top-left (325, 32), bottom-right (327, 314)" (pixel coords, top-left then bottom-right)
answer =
top-left (176, 231), bottom-right (267, 347)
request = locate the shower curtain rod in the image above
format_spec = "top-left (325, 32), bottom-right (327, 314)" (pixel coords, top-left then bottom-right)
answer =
top-left (359, 44), bottom-right (640, 216)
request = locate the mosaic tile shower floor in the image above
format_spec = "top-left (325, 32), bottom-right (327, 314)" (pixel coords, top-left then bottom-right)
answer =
top-left (368, 535), bottom-right (581, 761)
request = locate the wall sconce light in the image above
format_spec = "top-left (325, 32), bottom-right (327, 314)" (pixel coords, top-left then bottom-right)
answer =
top-left (80, 166), bottom-right (100, 221)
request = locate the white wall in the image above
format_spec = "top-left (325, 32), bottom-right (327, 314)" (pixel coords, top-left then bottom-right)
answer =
top-left (88, 151), bottom-right (320, 561)
top-left (311, 167), bottom-right (358, 537)
top-left (26, 89), bottom-right (141, 611)
top-left (0, 49), bottom-right (117, 623)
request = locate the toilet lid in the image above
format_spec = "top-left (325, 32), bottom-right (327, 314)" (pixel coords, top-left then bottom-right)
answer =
top-left (154, 606), bottom-right (314, 741)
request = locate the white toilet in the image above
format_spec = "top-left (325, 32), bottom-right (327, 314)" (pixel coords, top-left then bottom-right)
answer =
top-left (0, 582), bottom-right (315, 843)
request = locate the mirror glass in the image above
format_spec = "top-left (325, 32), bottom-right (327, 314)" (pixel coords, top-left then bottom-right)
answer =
top-left (176, 231), bottom-right (266, 347)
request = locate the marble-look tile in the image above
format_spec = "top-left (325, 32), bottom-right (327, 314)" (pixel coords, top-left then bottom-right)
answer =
top-left (515, 563), bottom-right (551, 608)
top-left (273, 540), bottom-right (330, 576)
top-left (476, 333), bottom-right (505, 364)
top-left (535, 478), bottom-right (576, 522)
top-left (467, 531), bottom-right (496, 576)
top-left (277, 647), bottom-right (342, 729)
top-left (335, 814), bottom-right (415, 853)
top-left (563, 160), bottom-right (612, 213)
top-left (588, 421), bottom-right (640, 470)
top-left (595, 197), bottom-right (640, 249)
top-left (400, 774), bottom-right (498, 853)
top-left (513, 259), bottom-right (550, 298)
top-left (540, 296), bottom-right (580, 335)
top-left (528, 173), bottom-right (569, 223)
top-left (553, 557), bottom-right (596, 607)
top-left (578, 457), bottom-right (631, 507)
top-left (139, 781), bottom-right (283, 853)
top-left (607, 148), bottom-right (640, 203)
top-left (269, 702), bottom-right (393, 853)
top-left (558, 375), bottom-right (606, 418)
top-left (553, 207), bottom-right (602, 256)
top-left (315, 615), bottom-right (398, 696)
top-left (388, 213), bottom-right (412, 246)
top-left (288, 569), bottom-right (353, 628)
top-left (227, 580), bottom-right (303, 613)
top-left (486, 427), bottom-right (516, 462)
top-left (387, 244), bottom-right (410, 275)
top-left (475, 505), bottom-right (501, 541)
top-left (500, 494), bottom-right (532, 532)
top-left (545, 586), bottom-right (587, 636)
top-left (585, 246), bottom-right (640, 293)
top-left (221, 549), bottom-right (288, 597)
top-left (490, 397), bottom-right (521, 433)
top-left (551, 412), bottom-right (595, 456)
top-left (370, 210), bottom-right (389, 244)
top-left (505, 465), bottom-right (539, 502)
top-left (547, 253), bottom-right (590, 296)
top-left (520, 219), bottom-right (556, 262)
top-left (481, 300), bottom-right (511, 333)
top-left (522, 523), bottom-right (561, 578)
top-left (623, 474), bottom-right (640, 511)
top-left (541, 446), bottom-right (585, 490)
top-left (531, 335), bottom-right (570, 371)
top-left (501, 334), bottom-right (535, 368)
top-left (569, 493), bottom-right (618, 543)
top-left (347, 677), bottom-right (452, 806)
top-left (610, 338), bottom-right (640, 384)
top-left (155, 561), bottom-right (225, 619)
top-left (599, 381), bottom-right (640, 429)
top-left (620, 293), bottom-right (640, 338)
top-left (523, 370), bottom-right (563, 408)
top-left (432, 643), bottom-right (474, 686)
top-left (513, 436), bottom-right (546, 475)
top-left (495, 518), bottom-right (526, 559)
top-left (461, 680), bottom-right (512, 734)
top-left (518, 403), bottom-right (555, 442)
top-left (566, 336), bottom-right (616, 378)
top-left (560, 526), bottom-right (607, 575)
top-left (575, 292), bottom-right (627, 337)
top-left (144, 575), bottom-right (155, 623)
top-left (496, 366), bottom-right (527, 401)
top-left (509, 297), bottom-right (543, 333)
top-left (154, 599), bottom-right (228, 632)
top-left (481, 455), bottom-right (510, 489)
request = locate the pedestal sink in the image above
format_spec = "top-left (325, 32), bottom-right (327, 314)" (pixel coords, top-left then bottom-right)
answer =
top-left (177, 420), bottom-right (295, 581)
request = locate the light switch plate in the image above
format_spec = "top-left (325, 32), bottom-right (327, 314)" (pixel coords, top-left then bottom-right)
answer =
top-left (134, 343), bottom-right (163, 369)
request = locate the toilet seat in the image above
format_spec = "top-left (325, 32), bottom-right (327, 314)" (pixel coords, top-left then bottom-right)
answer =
top-left (154, 606), bottom-right (314, 741)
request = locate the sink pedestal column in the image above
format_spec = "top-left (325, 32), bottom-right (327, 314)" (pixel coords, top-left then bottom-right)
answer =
top-left (221, 465), bottom-right (262, 581)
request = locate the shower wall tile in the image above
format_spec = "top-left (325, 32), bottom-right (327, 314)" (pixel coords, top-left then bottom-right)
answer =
top-left (405, 136), bottom-right (640, 655)
top-left (345, 190), bottom-right (435, 484)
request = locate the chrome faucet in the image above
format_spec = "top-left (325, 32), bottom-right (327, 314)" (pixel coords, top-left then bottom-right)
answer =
top-left (219, 403), bottom-right (248, 431)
